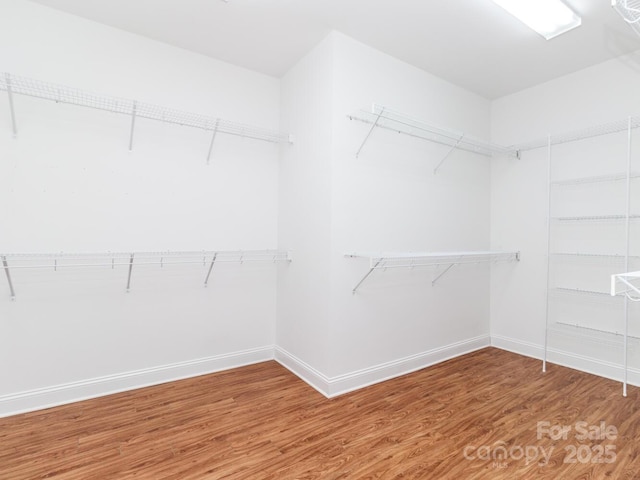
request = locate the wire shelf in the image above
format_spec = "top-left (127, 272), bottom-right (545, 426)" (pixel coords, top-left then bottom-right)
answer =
top-left (0, 250), bottom-right (291, 299)
top-left (348, 104), bottom-right (519, 159)
top-left (0, 250), bottom-right (291, 268)
top-left (551, 286), bottom-right (618, 298)
top-left (550, 252), bottom-right (637, 260)
top-left (547, 322), bottom-right (638, 348)
top-left (0, 72), bottom-right (292, 144)
top-left (613, 0), bottom-right (640, 38)
top-left (550, 172), bottom-right (640, 186)
top-left (516, 116), bottom-right (640, 152)
top-left (551, 214), bottom-right (640, 222)
top-left (345, 250), bottom-right (519, 293)
top-left (346, 250), bottom-right (519, 269)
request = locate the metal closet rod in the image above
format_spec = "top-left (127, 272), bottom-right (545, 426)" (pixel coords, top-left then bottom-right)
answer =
top-left (0, 72), bottom-right (293, 148)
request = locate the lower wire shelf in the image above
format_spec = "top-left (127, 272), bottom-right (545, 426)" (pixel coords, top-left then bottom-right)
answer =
top-left (0, 249), bottom-right (291, 300)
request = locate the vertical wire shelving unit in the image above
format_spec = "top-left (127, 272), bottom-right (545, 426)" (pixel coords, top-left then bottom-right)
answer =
top-left (518, 116), bottom-right (640, 395)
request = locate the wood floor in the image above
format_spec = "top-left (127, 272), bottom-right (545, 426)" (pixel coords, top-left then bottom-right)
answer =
top-left (2, 348), bottom-right (640, 479)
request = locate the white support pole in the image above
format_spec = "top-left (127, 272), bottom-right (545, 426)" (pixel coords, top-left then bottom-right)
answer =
top-left (543, 135), bottom-right (552, 373)
top-left (623, 117), bottom-right (632, 397)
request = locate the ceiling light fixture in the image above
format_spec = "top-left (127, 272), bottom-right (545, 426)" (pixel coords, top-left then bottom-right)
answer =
top-left (491, 0), bottom-right (581, 40)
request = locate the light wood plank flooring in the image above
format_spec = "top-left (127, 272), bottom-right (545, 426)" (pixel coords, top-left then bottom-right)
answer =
top-left (1, 348), bottom-right (640, 479)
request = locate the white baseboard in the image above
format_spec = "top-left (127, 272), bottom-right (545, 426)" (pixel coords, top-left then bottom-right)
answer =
top-left (13, 334), bottom-right (633, 419)
top-left (491, 334), bottom-right (543, 360)
top-left (0, 337), bottom-right (492, 418)
top-left (0, 346), bottom-right (274, 418)
top-left (276, 335), bottom-right (491, 398)
top-left (491, 334), bottom-right (640, 389)
top-left (274, 347), bottom-right (331, 396)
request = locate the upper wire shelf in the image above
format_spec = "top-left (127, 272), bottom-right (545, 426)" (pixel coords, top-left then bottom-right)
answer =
top-left (1, 249), bottom-right (291, 300)
top-left (0, 72), bottom-right (293, 146)
top-left (345, 250), bottom-right (520, 293)
top-left (613, 0), bottom-right (640, 38)
top-left (348, 104), bottom-right (520, 163)
top-left (516, 116), bottom-right (640, 152)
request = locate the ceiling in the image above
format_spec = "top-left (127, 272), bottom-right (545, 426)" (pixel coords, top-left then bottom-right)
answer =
top-left (29, 0), bottom-right (640, 99)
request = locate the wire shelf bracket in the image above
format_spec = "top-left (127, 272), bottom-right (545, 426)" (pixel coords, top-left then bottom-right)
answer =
top-left (355, 106), bottom-right (385, 158)
top-left (4, 73), bottom-right (17, 137)
top-left (431, 263), bottom-right (457, 286)
top-left (125, 253), bottom-right (135, 292)
top-left (204, 252), bottom-right (218, 287)
top-left (611, 271), bottom-right (640, 301)
top-left (206, 119), bottom-right (221, 165)
top-left (0, 72), bottom-right (293, 162)
top-left (348, 104), bottom-right (520, 168)
top-left (128, 101), bottom-right (137, 152)
top-left (2, 256), bottom-right (16, 301)
top-left (0, 249), bottom-right (291, 299)
top-left (345, 250), bottom-right (520, 294)
top-left (433, 134), bottom-right (465, 174)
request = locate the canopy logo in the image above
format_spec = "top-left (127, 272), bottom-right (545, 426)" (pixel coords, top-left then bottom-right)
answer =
top-left (462, 420), bottom-right (618, 469)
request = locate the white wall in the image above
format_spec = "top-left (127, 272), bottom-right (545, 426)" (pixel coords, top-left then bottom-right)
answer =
top-left (0, 0), bottom-right (281, 416)
top-left (9, 0), bottom-right (634, 414)
top-left (490, 51), bottom-right (640, 382)
top-left (327, 33), bottom-right (495, 391)
top-left (276, 35), bottom-right (334, 385)
top-left (277, 32), bottom-right (496, 396)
